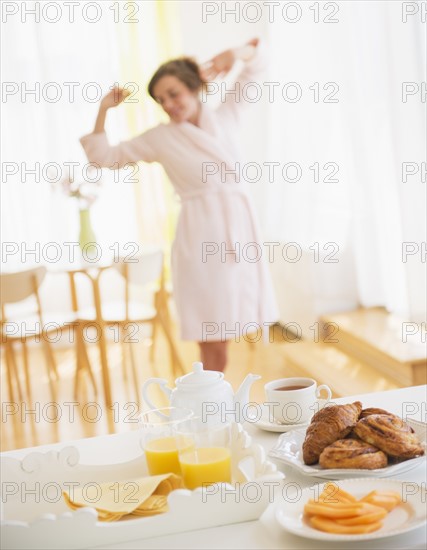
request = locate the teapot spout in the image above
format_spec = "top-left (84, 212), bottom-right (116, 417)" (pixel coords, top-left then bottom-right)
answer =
top-left (234, 373), bottom-right (261, 410)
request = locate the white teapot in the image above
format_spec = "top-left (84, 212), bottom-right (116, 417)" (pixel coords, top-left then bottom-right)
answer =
top-left (142, 362), bottom-right (261, 424)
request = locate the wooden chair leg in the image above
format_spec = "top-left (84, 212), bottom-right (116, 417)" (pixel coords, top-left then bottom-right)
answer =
top-left (39, 337), bottom-right (57, 401)
top-left (44, 337), bottom-right (59, 380)
top-left (74, 328), bottom-right (85, 399)
top-left (151, 288), bottom-right (171, 364)
top-left (7, 341), bottom-right (23, 401)
top-left (160, 292), bottom-right (174, 334)
top-left (81, 335), bottom-right (98, 396)
top-left (4, 342), bottom-right (16, 403)
top-left (127, 341), bottom-right (141, 406)
top-left (150, 292), bottom-right (161, 363)
top-left (158, 290), bottom-right (185, 377)
top-left (157, 311), bottom-right (185, 377)
top-left (150, 316), bottom-right (159, 363)
top-left (21, 340), bottom-right (32, 403)
top-left (120, 337), bottom-right (129, 384)
top-left (75, 324), bottom-right (98, 399)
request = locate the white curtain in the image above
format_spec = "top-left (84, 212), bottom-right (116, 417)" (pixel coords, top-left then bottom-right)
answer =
top-left (1, 4), bottom-right (141, 250)
top-left (1, 2), bottom-right (170, 312)
top-left (255, 0), bottom-right (426, 327)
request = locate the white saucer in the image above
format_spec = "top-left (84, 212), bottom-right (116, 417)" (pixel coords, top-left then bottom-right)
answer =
top-left (247, 404), bottom-right (311, 433)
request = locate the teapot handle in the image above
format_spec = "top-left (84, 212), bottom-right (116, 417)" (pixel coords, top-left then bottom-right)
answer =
top-left (141, 378), bottom-right (172, 416)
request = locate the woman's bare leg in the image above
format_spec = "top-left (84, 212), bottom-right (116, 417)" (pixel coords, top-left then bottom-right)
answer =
top-left (199, 341), bottom-right (228, 372)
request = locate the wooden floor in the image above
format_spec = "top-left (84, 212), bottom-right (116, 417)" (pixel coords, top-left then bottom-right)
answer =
top-left (321, 308), bottom-right (427, 386)
top-left (0, 313), bottom-right (407, 452)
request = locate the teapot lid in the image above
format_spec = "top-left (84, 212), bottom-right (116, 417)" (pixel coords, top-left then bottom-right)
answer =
top-left (176, 362), bottom-right (223, 386)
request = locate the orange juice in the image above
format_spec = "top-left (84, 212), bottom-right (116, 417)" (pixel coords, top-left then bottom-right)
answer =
top-left (179, 447), bottom-right (231, 489)
top-left (144, 436), bottom-right (194, 476)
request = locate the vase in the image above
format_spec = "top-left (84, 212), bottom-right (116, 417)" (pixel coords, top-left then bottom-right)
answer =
top-left (78, 208), bottom-right (98, 260)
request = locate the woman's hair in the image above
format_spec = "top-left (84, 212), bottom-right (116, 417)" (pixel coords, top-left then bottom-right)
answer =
top-left (148, 57), bottom-right (206, 100)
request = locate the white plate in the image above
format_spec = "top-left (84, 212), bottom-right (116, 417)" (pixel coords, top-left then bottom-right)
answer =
top-left (269, 418), bottom-right (426, 479)
top-left (275, 478), bottom-right (427, 542)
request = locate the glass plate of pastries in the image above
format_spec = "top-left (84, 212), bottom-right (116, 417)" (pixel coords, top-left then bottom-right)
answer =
top-left (268, 402), bottom-right (426, 479)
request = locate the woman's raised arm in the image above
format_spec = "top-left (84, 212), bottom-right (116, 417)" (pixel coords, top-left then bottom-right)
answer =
top-left (93, 87), bottom-right (129, 134)
top-left (200, 38), bottom-right (266, 121)
top-left (81, 87), bottom-right (158, 169)
top-left (199, 38), bottom-right (261, 81)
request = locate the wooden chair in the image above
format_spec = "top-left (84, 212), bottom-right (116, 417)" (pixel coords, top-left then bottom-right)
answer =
top-left (1, 267), bottom-right (59, 402)
top-left (75, 247), bottom-right (185, 404)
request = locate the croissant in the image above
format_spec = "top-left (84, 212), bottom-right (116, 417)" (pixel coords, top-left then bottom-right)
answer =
top-left (319, 439), bottom-right (388, 469)
top-left (302, 402), bottom-right (362, 465)
top-left (354, 414), bottom-right (425, 459)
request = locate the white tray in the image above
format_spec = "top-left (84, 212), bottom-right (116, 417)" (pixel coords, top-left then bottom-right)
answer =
top-left (268, 418), bottom-right (427, 479)
top-left (1, 423), bottom-right (284, 550)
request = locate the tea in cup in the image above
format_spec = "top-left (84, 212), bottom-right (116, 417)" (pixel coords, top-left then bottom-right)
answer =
top-left (264, 377), bottom-right (332, 424)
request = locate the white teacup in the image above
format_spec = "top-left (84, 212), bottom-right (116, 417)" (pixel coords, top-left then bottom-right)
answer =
top-left (264, 377), bottom-right (332, 425)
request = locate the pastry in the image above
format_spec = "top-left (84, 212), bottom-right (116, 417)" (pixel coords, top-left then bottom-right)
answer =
top-left (302, 402), bottom-right (362, 465)
top-left (354, 414), bottom-right (424, 459)
top-left (359, 408), bottom-right (396, 419)
top-left (345, 430), bottom-right (361, 440)
top-left (319, 439), bottom-right (388, 469)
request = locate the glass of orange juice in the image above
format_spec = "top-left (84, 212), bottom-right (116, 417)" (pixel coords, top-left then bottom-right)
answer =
top-left (140, 407), bottom-right (194, 476)
top-left (174, 418), bottom-right (232, 490)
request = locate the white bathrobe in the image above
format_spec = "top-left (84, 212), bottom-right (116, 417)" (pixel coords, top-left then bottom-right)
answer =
top-left (80, 49), bottom-right (279, 341)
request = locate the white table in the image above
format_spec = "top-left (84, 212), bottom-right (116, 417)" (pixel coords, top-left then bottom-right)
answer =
top-left (2, 386), bottom-right (427, 549)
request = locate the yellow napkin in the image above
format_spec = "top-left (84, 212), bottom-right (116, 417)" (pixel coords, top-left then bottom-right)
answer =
top-left (63, 474), bottom-right (183, 522)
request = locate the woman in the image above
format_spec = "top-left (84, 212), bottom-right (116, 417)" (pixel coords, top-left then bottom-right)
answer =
top-left (80, 38), bottom-right (278, 372)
